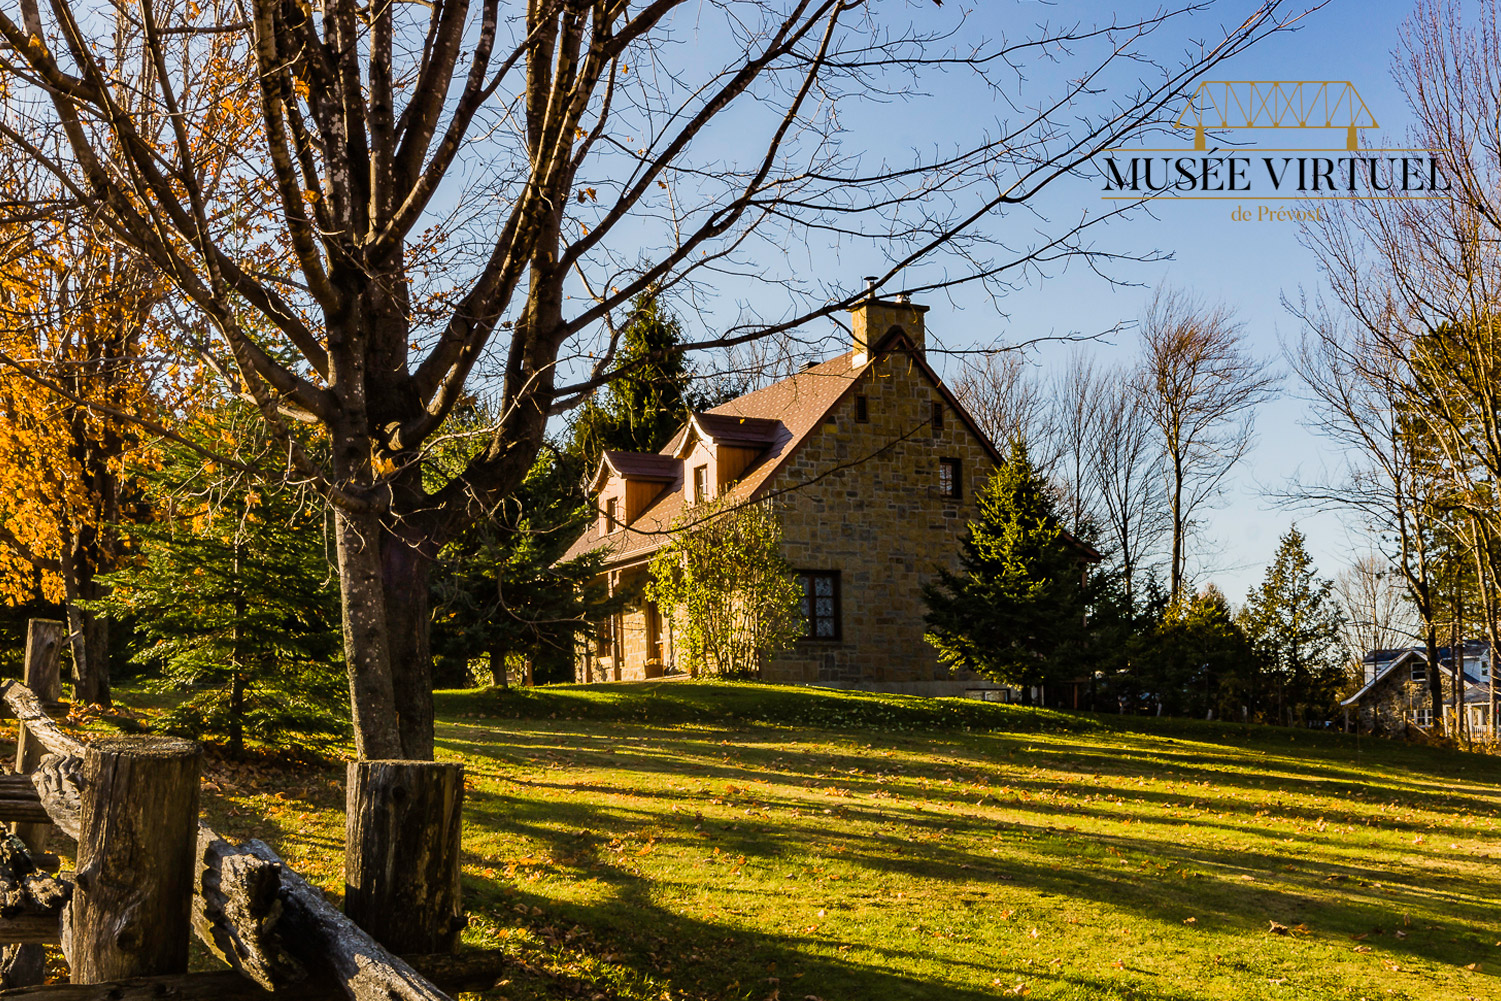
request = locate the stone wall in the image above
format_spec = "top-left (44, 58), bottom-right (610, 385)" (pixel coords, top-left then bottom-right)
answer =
top-left (1351, 660), bottom-right (1443, 734)
top-left (764, 347), bottom-right (998, 692)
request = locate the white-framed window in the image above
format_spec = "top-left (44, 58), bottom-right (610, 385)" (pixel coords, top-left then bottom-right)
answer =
top-left (1411, 663), bottom-right (1427, 682)
top-left (1413, 708), bottom-right (1433, 727)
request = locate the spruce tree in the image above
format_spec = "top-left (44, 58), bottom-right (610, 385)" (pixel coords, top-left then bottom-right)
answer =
top-left (93, 409), bottom-right (347, 756)
top-left (1237, 527), bottom-right (1347, 725)
top-left (565, 290), bottom-right (694, 478)
top-left (923, 439), bottom-right (1087, 697)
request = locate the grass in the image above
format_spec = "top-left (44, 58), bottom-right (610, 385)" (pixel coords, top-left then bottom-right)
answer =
top-left (81, 682), bottom-right (1501, 1000)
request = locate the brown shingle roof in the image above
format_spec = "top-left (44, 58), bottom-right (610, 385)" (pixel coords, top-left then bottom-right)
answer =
top-left (683, 412), bottom-right (783, 448)
top-left (588, 451), bottom-right (682, 492)
top-left (559, 351), bottom-right (868, 567)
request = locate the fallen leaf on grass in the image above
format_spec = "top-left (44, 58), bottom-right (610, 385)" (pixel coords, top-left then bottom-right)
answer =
top-left (1269, 921), bottom-right (1290, 936)
top-left (1395, 930), bottom-right (1408, 939)
top-left (1466, 963), bottom-right (1482, 971)
top-left (1353, 946), bottom-right (1373, 954)
top-left (1351, 933), bottom-right (1369, 941)
top-left (1183, 917), bottom-right (1197, 925)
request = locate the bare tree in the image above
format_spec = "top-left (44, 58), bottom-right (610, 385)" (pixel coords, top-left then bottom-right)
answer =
top-left (1091, 367), bottom-right (1168, 607)
top-left (952, 351), bottom-right (1049, 456)
top-left (1045, 351), bottom-right (1103, 539)
top-left (0, 0), bottom-right (1302, 758)
top-left (1290, 0), bottom-right (1501, 735)
top-left (1335, 553), bottom-right (1415, 677)
top-left (1286, 301), bottom-right (1450, 731)
top-left (1139, 289), bottom-right (1277, 601)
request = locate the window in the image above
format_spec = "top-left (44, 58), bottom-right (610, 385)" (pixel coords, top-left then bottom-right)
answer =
top-left (1413, 708), bottom-right (1433, 727)
top-left (931, 400), bottom-right (944, 434)
top-left (938, 457), bottom-right (961, 499)
top-left (693, 464), bottom-right (709, 503)
top-left (605, 497), bottom-right (619, 533)
top-left (1411, 662), bottom-right (1427, 682)
top-left (855, 395), bottom-right (869, 422)
top-left (798, 572), bottom-right (841, 640)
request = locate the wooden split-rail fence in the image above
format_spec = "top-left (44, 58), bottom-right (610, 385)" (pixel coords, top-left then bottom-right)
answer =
top-left (0, 619), bottom-right (502, 1001)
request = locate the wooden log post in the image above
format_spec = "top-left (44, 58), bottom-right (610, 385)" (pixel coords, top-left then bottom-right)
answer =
top-left (344, 761), bottom-right (464, 954)
top-left (3, 620), bottom-right (65, 989)
top-left (14, 619), bottom-right (64, 853)
top-left (66, 737), bottom-right (202, 983)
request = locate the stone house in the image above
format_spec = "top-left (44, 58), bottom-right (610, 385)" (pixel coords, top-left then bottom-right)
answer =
top-left (1340, 642), bottom-right (1495, 737)
top-left (559, 295), bottom-right (1088, 697)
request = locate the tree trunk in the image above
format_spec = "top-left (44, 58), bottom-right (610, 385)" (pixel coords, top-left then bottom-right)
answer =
top-left (1169, 454), bottom-right (1185, 602)
top-left (1424, 625), bottom-right (1445, 734)
top-left (333, 506), bottom-right (403, 761)
top-left (229, 670), bottom-right (245, 761)
top-left (59, 549), bottom-right (111, 709)
top-left (381, 534), bottom-right (434, 760)
top-left (486, 635), bottom-right (508, 689)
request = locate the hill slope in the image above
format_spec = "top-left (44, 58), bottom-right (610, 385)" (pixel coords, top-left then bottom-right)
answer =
top-left (207, 682), bottom-right (1501, 1001)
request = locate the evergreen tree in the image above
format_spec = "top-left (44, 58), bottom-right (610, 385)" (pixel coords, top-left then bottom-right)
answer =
top-left (565, 290), bottom-right (694, 480)
top-left (431, 449), bottom-right (623, 686)
top-left (93, 408), bottom-right (347, 756)
top-left (1141, 585), bottom-right (1255, 720)
top-left (922, 440), bottom-right (1088, 698)
top-left (1237, 527), bottom-right (1347, 726)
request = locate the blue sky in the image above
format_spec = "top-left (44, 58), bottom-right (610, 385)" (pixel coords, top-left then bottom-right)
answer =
top-left (899, 0), bottom-right (1421, 602)
top-left (543, 0), bottom-right (1421, 604)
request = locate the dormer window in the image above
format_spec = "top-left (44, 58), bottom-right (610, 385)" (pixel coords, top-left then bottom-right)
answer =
top-left (693, 465), bottom-right (709, 503)
top-left (606, 497), bottom-right (620, 533)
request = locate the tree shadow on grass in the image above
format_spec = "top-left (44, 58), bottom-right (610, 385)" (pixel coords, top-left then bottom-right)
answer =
top-left (442, 723), bottom-right (1501, 847)
top-left (466, 851), bottom-right (1235, 1001)
top-left (453, 736), bottom-right (1501, 1000)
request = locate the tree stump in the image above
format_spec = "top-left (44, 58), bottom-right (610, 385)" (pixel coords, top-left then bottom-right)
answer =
top-left (66, 737), bottom-right (201, 982)
top-left (344, 761), bottom-right (464, 954)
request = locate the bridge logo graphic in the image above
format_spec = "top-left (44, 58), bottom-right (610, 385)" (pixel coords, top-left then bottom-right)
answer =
top-left (1174, 81), bottom-right (1379, 150)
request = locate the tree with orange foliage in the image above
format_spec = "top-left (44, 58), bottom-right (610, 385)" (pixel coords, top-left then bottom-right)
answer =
top-left (0, 208), bottom-right (180, 706)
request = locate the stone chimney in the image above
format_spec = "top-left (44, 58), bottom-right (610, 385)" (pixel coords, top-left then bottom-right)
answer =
top-left (849, 285), bottom-right (929, 365)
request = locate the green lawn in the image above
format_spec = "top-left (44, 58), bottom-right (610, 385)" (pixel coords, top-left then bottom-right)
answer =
top-left (121, 683), bottom-right (1501, 1000)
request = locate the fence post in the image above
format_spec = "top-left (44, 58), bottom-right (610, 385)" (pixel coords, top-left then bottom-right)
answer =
top-left (14, 619), bottom-right (64, 853)
top-left (345, 760), bottom-right (464, 953)
top-left (67, 736), bottom-right (201, 982)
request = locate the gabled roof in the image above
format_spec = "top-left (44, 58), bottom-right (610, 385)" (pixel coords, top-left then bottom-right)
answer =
top-left (1341, 641), bottom-right (1491, 707)
top-left (560, 328), bottom-right (1102, 569)
top-left (588, 451), bottom-right (682, 493)
top-left (676, 412), bottom-right (783, 452)
top-left (559, 350), bottom-right (872, 567)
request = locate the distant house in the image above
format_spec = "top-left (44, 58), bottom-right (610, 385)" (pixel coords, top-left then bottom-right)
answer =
top-left (1341, 641), bottom-right (1495, 737)
top-left (559, 294), bottom-right (1096, 698)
